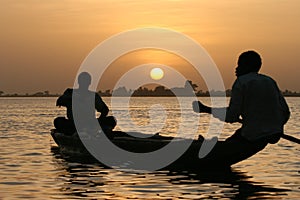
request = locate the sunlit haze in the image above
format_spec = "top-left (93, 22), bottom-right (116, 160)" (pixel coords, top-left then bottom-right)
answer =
top-left (0, 0), bottom-right (300, 94)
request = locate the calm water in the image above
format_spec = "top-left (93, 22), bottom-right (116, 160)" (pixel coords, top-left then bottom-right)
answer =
top-left (0, 97), bottom-right (299, 199)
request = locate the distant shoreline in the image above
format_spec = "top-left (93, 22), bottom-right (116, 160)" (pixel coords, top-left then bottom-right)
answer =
top-left (1, 93), bottom-right (300, 97)
top-left (1, 81), bottom-right (299, 97)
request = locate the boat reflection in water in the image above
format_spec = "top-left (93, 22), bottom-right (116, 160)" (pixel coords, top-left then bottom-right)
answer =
top-left (51, 146), bottom-right (290, 199)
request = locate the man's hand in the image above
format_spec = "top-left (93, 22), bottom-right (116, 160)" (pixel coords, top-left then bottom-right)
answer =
top-left (192, 101), bottom-right (212, 113)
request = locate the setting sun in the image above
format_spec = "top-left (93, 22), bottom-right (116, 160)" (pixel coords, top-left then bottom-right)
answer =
top-left (150, 68), bottom-right (164, 80)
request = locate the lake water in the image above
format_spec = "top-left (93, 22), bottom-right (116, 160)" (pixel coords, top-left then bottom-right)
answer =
top-left (0, 97), bottom-right (299, 199)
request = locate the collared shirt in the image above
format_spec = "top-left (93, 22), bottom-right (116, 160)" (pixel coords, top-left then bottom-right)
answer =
top-left (214, 72), bottom-right (290, 141)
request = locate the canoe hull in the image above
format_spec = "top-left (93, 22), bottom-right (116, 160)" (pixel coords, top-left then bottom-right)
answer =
top-left (50, 130), bottom-right (266, 170)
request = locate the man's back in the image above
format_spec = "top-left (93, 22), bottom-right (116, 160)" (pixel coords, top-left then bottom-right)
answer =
top-left (233, 72), bottom-right (290, 140)
top-left (56, 88), bottom-right (108, 121)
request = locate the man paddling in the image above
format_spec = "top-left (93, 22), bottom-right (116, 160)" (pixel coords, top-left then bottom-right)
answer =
top-left (193, 50), bottom-right (290, 166)
top-left (54, 72), bottom-right (116, 136)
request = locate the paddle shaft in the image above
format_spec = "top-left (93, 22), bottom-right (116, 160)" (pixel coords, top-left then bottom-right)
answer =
top-left (282, 134), bottom-right (300, 144)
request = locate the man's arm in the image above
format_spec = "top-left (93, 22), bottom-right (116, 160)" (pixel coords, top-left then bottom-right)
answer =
top-left (277, 86), bottom-right (290, 124)
top-left (95, 93), bottom-right (109, 118)
top-left (56, 88), bottom-right (72, 107)
top-left (192, 101), bottom-right (229, 122)
top-left (192, 79), bottom-right (243, 123)
top-left (280, 94), bottom-right (290, 124)
top-left (224, 79), bottom-right (243, 123)
top-left (192, 100), bottom-right (212, 114)
top-left (192, 100), bottom-right (242, 123)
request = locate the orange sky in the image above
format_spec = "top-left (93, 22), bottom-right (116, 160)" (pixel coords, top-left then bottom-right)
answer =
top-left (0, 0), bottom-right (300, 94)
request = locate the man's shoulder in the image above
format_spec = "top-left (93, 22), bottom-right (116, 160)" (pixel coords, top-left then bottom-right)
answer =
top-left (87, 90), bottom-right (100, 96)
top-left (57, 88), bottom-right (73, 106)
top-left (63, 88), bottom-right (73, 94)
top-left (258, 73), bottom-right (274, 79)
top-left (80, 90), bottom-right (102, 99)
top-left (94, 91), bottom-right (103, 100)
top-left (237, 73), bottom-right (275, 83)
top-left (257, 74), bottom-right (277, 85)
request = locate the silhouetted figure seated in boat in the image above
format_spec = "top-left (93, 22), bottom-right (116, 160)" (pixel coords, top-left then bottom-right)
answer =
top-left (193, 50), bottom-right (290, 166)
top-left (54, 72), bottom-right (116, 137)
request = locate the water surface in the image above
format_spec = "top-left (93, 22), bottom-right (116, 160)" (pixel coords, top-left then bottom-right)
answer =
top-left (0, 97), bottom-right (299, 199)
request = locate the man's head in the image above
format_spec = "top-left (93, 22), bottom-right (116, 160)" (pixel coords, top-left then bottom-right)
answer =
top-left (78, 72), bottom-right (91, 89)
top-left (235, 50), bottom-right (262, 77)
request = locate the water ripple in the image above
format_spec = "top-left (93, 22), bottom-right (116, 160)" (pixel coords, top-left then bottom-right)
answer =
top-left (0, 97), bottom-right (299, 199)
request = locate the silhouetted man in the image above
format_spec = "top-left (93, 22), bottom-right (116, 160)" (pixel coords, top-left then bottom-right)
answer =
top-left (54, 72), bottom-right (116, 136)
top-left (193, 51), bottom-right (290, 165)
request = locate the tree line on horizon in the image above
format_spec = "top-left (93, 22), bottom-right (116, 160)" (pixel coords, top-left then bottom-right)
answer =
top-left (1, 80), bottom-right (300, 97)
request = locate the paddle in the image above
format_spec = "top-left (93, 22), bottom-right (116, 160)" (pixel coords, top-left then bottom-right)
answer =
top-left (282, 134), bottom-right (300, 144)
top-left (192, 101), bottom-right (300, 145)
